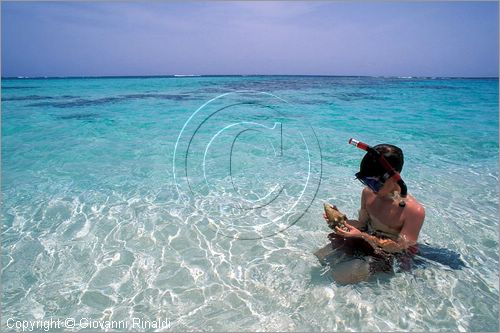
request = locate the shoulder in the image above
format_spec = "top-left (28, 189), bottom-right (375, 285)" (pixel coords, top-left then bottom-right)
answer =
top-left (404, 196), bottom-right (425, 222)
top-left (361, 187), bottom-right (373, 200)
top-left (360, 187), bottom-right (371, 207)
top-left (362, 187), bottom-right (371, 196)
top-left (399, 196), bottom-right (425, 242)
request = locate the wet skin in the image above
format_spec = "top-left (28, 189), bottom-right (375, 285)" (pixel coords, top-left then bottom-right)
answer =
top-left (327, 177), bottom-right (426, 253)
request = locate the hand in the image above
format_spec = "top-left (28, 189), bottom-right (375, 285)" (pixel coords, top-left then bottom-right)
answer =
top-left (334, 222), bottom-right (362, 238)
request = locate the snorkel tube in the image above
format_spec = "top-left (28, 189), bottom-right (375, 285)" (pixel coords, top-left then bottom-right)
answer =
top-left (349, 138), bottom-right (407, 207)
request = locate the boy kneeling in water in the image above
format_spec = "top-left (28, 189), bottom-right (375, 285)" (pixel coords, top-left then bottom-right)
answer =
top-left (324, 140), bottom-right (425, 284)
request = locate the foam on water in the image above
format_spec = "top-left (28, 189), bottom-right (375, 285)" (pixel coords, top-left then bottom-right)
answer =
top-left (1, 76), bottom-right (498, 331)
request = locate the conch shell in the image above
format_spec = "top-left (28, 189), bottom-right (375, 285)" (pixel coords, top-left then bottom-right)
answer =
top-left (324, 203), bottom-right (350, 232)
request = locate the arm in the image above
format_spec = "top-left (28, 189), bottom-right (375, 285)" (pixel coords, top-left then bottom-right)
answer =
top-left (397, 203), bottom-right (425, 247)
top-left (359, 233), bottom-right (404, 253)
top-left (335, 226), bottom-right (404, 253)
top-left (352, 187), bottom-right (371, 230)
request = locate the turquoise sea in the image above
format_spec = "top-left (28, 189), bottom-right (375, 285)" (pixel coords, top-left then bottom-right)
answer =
top-left (1, 76), bottom-right (498, 331)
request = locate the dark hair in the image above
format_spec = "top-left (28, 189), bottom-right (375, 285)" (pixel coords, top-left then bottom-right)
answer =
top-left (358, 144), bottom-right (404, 178)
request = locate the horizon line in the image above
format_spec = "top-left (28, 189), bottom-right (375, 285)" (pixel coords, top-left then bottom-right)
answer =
top-left (2, 74), bottom-right (499, 80)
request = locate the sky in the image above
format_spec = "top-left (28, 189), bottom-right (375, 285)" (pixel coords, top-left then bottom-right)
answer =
top-left (1, 1), bottom-right (498, 77)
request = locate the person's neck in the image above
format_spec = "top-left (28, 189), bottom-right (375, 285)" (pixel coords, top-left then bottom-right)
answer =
top-left (382, 189), bottom-right (401, 202)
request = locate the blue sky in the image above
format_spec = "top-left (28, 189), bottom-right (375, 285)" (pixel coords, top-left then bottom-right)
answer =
top-left (2, 1), bottom-right (498, 77)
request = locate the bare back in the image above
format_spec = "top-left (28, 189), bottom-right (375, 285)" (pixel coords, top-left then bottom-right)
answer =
top-left (359, 187), bottom-right (425, 245)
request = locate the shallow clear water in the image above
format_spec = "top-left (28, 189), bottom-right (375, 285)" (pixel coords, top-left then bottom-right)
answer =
top-left (1, 76), bottom-right (498, 331)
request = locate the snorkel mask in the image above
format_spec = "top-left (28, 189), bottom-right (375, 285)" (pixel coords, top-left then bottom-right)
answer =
top-left (349, 138), bottom-right (408, 207)
top-left (356, 175), bottom-right (385, 193)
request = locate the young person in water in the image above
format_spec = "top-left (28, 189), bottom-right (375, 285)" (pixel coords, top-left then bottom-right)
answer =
top-left (324, 140), bottom-right (425, 284)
